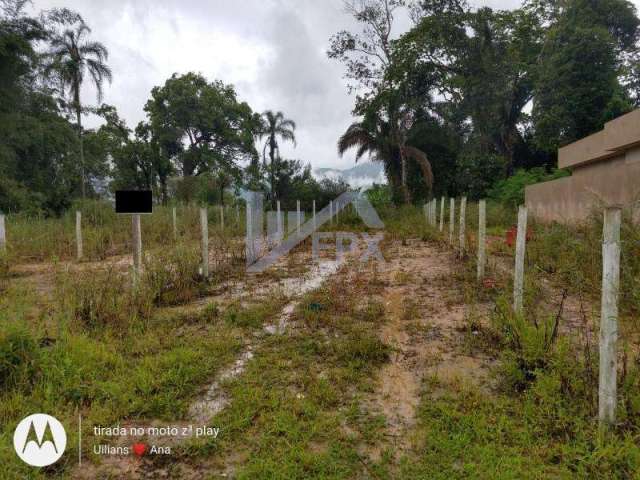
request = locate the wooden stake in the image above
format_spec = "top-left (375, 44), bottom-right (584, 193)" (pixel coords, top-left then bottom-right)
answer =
top-left (220, 205), bottom-right (224, 231)
top-left (132, 214), bottom-right (142, 285)
top-left (75, 211), bottom-right (83, 260)
top-left (200, 207), bottom-right (209, 278)
top-left (477, 200), bottom-right (486, 281)
top-left (449, 198), bottom-right (455, 244)
top-left (599, 207), bottom-right (621, 426)
top-left (459, 196), bottom-right (467, 253)
top-left (513, 205), bottom-right (527, 313)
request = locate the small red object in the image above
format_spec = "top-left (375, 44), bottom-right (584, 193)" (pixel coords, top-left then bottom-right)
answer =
top-left (132, 443), bottom-right (147, 457)
top-left (483, 278), bottom-right (496, 289)
top-left (505, 226), bottom-right (533, 247)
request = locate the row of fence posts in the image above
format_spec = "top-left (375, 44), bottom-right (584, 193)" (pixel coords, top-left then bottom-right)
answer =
top-left (70, 205), bottom-right (235, 283)
top-left (424, 197), bottom-right (622, 427)
top-left (127, 200), bottom-right (328, 284)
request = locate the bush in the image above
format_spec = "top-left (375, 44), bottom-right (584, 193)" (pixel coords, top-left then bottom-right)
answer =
top-left (143, 245), bottom-right (205, 306)
top-left (57, 267), bottom-right (154, 332)
top-left (491, 296), bottom-right (562, 391)
top-left (0, 324), bottom-right (40, 389)
top-left (488, 168), bottom-right (569, 208)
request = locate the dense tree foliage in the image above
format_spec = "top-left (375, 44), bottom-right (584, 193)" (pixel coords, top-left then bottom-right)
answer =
top-left (330, 0), bottom-right (640, 202)
top-left (0, 1), bottom-right (343, 215)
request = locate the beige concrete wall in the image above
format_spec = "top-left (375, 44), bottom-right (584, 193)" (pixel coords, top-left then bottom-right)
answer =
top-left (526, 145), bottom-right (640, 223)
top-left (558, 109), bottom-right (640, 169)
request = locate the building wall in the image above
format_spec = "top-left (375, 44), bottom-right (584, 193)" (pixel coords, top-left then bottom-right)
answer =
top-left (525, 144), bottom-right (640, 223)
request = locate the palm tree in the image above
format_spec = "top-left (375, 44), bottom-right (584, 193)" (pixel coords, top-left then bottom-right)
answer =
top-left (258, 111), bottom-right (296, 207)
top-left (337, 117), bottom-right (433, 204)
top-left (46, 21), bottom-right (112, 198)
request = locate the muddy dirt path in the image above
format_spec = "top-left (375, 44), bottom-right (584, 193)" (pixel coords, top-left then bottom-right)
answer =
top-left (360, 238), bottom-right (495, 468)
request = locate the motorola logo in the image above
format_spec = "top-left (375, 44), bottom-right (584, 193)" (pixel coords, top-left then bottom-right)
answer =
top-left (13, 414), bottom-right (66, 467)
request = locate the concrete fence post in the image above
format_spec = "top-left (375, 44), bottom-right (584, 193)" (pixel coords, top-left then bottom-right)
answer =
top-left (459, 196), bottom-right (467, 253)
top-left (76, 211), bottom-right (83, 260)
top-left (423, 203), bottom-right (429, 225)
top-left (599, 207), bottom-right (622, 426)
top-left (477, 200), bottom-right (486, 281)
top-left (449, 198), bottom-right (455, 244)
top-left (172, 207), bottom-right (177, 240)
top-left (0, 213), bottom-right (5, 252)
top-left (440, 197), bottom-right (445, 232)
top-left (297, 200), bottom-right (301, 235)
top-left (220, 205), bottom-right (224, 231)
top-left (513, 205), bottom-right (528, 313)
top-left (277, 200), bottom-right (283, 241)
top-left (200, 207), bottom-right (209, 278)
top-left (132, 214), bottom-right (142, 285)
top-left (236, 204), bottom-right (240, 223)
top-left (246, 202), bottom-right (253, 263)
top-left (313, 200), bottom-right (316, 231)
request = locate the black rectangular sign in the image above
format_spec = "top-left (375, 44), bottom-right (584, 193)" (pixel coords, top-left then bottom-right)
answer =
top-left (115, 190), bottom-right (153, 214)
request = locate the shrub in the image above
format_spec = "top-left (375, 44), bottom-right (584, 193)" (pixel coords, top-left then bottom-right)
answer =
top-left (488, 168), bottom-right (569, 208)
top-left (57, 267), bottom-right (154, 332)
top-left (143, 245), bottom-right (205, 306)
top-left (491, 296), bottom-right (562, 391)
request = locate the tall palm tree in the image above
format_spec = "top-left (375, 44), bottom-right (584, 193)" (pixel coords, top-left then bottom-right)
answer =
top-left (337, 117), bottom-right (433, 204)
top-left (46, 21), bottom-right (112, 198)
top-left (258, 111), bottom-right (296, 207)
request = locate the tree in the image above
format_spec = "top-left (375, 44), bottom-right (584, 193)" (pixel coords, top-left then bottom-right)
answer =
top-left (397, 4), bottom-right (543, 174)
top-left (144, 73), bottom-right (258, 188)
top-left (337, 99), bottom-right (433, 204)
top-left (331, 0), bottom-right (435, 203)
top-left (44, 9), bottom-right (112, 198)
top-left (531, 0), bottom-right (639, 152)
top-left (328, 0), bottom-right (402, 94)
top-left (0, 1), bottom-right (82, 214)
top-left (257, 110), bottom-right (296, 207)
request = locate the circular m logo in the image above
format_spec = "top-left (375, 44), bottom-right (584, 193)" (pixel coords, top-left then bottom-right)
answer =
top-left (13, 414), bottom-right (66, 467)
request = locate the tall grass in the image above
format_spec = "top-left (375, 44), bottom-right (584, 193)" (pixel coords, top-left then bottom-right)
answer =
top-left (5, 200), bottom-right (246, 262)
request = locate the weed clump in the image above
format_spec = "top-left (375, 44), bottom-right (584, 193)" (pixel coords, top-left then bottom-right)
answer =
top-left (57, 267), bottom-right (154, 333)
top-left (0, 324), bottom-right (40, 389)
top-left (143, 245), bottom-right (206, 306)
top-left (491, 296), bottom-right (562, 391)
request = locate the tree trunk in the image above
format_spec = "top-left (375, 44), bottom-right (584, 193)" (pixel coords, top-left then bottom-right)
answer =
top-left (399, 148), bottom-right (410, 204)
top-left (269, 136), bottom-right (277, 208)
top-left (74, 83), bottom-right (85, 199)
top-left (160, 176), bottom-right (168, 205)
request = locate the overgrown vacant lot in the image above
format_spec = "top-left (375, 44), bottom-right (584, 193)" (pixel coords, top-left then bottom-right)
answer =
top-left (1, 204), bottom-right (640, 479)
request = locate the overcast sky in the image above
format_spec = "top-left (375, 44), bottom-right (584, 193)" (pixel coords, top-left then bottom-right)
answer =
top-left (29, 0), bottom-right (640, 171)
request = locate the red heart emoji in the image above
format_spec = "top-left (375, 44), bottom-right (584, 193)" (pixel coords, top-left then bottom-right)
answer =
top-left (132, 443), bottom-right (147, 457)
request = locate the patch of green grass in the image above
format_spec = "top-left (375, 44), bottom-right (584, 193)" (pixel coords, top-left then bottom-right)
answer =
top-left (187, 276), bottom-right (392, 479)
top-left (402, 372), bottom-right (640, 480)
